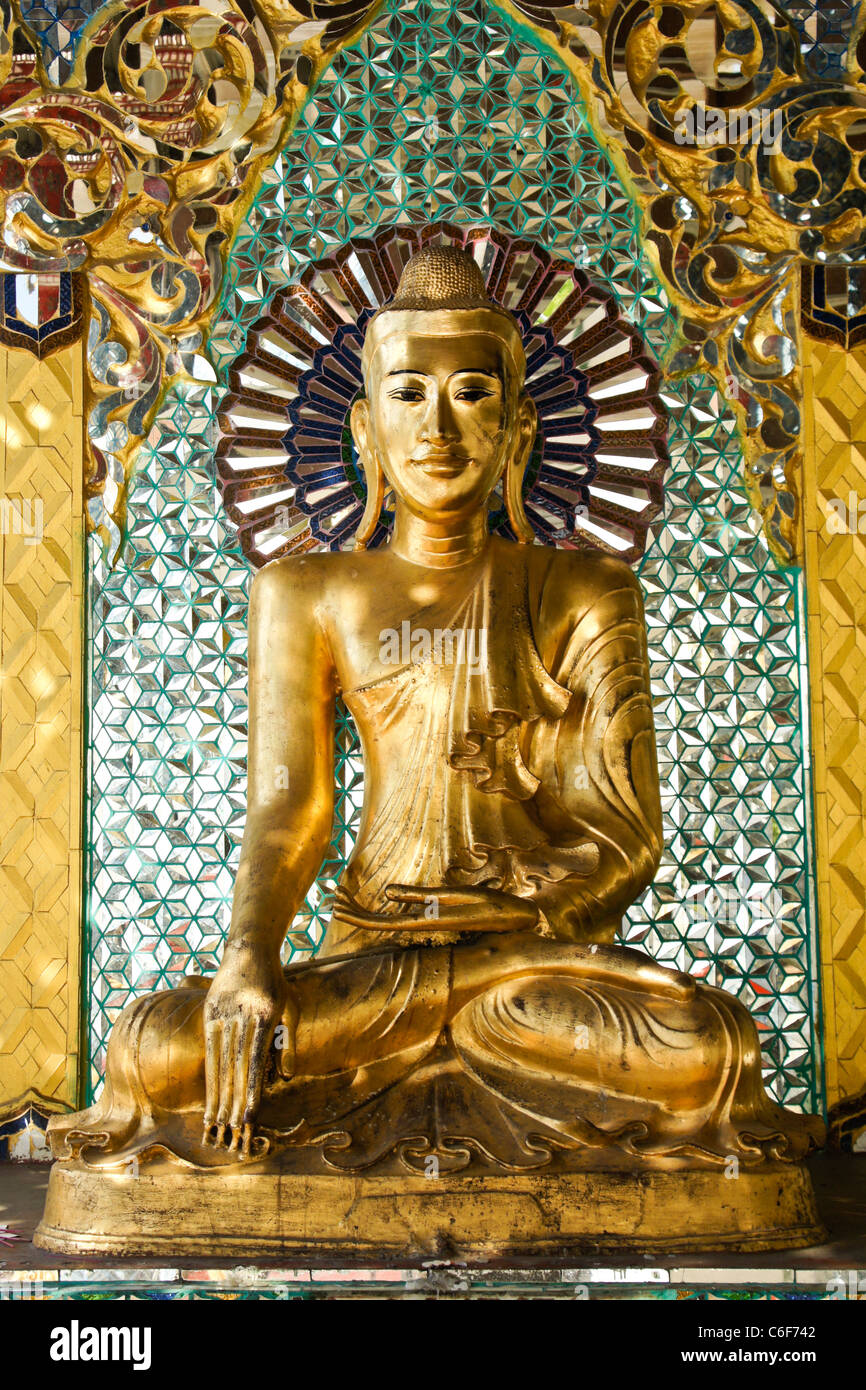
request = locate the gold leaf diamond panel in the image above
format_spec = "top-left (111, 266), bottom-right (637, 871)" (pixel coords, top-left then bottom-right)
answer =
top-left (803, 338), bottom-right (866, 1108)
top-left (0, 343), bottom-right (84, 1116)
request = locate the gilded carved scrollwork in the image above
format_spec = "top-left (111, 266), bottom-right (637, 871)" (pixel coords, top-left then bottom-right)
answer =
top-left (0, 0), bottom-right (384, 549)
top-left (500, 0), bottom-right (866, 562)
top-left (0, 0), bottom-right (865, 561)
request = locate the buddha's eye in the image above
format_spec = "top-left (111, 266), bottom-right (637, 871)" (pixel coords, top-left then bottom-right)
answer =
top-left (389, 387), bottom-right (425, 403)
top-left (454, 387), bottom-right (494, 403)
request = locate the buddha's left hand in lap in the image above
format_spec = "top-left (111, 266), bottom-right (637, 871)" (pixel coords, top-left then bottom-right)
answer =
top-left (334, 884), bottom-right (695, 1001)
top-left (335, 884), bottom-right (540, 934)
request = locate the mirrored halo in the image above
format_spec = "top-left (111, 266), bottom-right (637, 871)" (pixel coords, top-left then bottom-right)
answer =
top-left (216, 222), bottom-right (670, 567)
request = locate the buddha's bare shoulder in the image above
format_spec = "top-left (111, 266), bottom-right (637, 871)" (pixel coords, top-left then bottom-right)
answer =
top-left (526, 542), bottom-right (641, 599)
top-left (250, 547), bottom-right (390, 603)
top-left (523, 542), bottom-right (644, 643)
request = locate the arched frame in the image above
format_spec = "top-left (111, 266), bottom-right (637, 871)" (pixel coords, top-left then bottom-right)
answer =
top-left (0, 0), bottom-right (864, 1148)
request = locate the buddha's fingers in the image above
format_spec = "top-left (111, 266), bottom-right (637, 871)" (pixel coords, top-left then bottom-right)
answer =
top-left (228, 1020), bottom-right (252, 1149)
top-left (386, 885), bottom-right (537, 930)
top-left (386, 884), bottom-right (477, 907)
top-left (244, 1018), bottom-right (269, 1131)
top-left (215, 1017), bottom-right (238, 1147)
top-left (228, 1017), bottom-right (268, 1153)
top-left (240, 1123), bottom-right (255, 1160)
top-left (203, 1019), bottom-right (221, 1145)
top-left (336, 896), bottom-right (471, 933)
top-left (333, 905), bottom-right (390, 930)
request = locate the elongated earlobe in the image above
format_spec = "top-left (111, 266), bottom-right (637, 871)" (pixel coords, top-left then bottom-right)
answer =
top-left (354, 448), bottom-right (385, 550)
top-left (506, 397), bottom-right (536, 544)
top-left (350, 397), bottom-right (385, 550)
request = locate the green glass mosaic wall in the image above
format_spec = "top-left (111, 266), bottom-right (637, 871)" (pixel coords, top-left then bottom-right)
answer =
top-left (85, 0), bottom-right (821, 1108)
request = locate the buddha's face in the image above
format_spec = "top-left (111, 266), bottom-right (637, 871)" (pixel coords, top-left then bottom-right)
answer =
top-left (352, 327), bottom-right (534, 523)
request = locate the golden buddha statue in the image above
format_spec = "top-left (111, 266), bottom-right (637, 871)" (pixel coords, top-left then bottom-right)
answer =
top-left (38, 246), bottom-right (825, 1257)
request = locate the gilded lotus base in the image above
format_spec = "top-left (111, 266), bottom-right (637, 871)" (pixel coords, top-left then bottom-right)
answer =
top-left (35, 1159), bottom-right (825, 1259)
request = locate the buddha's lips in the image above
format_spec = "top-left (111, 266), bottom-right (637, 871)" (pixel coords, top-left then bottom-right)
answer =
top-left (412, 452), bottom-right (472, 476)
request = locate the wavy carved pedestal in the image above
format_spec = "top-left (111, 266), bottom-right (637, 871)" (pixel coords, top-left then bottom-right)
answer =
top-left (35, 1159), bottom-right (824, 1259)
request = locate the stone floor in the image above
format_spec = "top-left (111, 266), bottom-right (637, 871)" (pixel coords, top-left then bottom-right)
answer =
top-left (1, 1155), bottom-right (864, 1298)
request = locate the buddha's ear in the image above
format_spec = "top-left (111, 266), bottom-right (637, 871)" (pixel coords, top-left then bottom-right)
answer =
top-left (350, 398), bottom-right (384, 551)
top-left (350, 396), bottom-right (372, 460)
top-left (516, 393), bottom-right (537, 457)
top-left (505, 394), bottom-right (536, 544)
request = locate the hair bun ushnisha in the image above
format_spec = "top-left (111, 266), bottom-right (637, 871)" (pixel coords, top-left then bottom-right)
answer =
top-left (360, 245), bottom-right (526, 381)
top-left (386, 245), bottom-right (499, 309)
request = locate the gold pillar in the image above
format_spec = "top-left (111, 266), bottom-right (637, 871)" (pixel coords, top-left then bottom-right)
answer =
top-left (0, 342), bottom-right (85, 1117)
top-left (803, 338), bottom-right (866, 1108)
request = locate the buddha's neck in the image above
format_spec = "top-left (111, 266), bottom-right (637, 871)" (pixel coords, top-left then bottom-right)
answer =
top-left (389, 507), bottom-right (489, 569)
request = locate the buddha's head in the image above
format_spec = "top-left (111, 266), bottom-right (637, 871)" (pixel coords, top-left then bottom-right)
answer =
top-left (350, 245), bottom-right (536, 546)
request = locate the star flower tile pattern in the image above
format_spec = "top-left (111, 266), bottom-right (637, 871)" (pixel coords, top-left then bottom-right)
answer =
top-left (19, 0), bottom-right (102, 84)
top-left (786, 1), bottom-right (852, 79)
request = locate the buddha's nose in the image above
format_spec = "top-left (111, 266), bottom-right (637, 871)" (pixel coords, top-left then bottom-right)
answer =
top-left (422, 388), bottom-right (459, 443)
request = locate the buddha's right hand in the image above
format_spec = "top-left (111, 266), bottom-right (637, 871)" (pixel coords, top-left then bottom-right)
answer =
top-left (202, 944), bottom-right (288, 1156)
